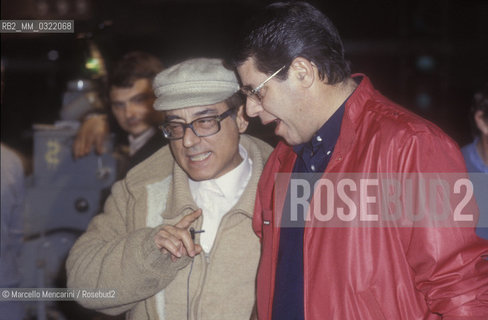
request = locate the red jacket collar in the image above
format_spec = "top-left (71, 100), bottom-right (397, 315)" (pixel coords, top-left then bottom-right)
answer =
top-left (275, 74), bottom-right (374, 171)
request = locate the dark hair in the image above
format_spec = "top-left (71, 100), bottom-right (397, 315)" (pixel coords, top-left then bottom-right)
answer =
top-left (225, 91), bottom-right (246, 111)
top-left (231, 1), bottom-right (350, 84)
top-left (110, 51), bottom-right (163, 88)
top-left (469, 83), bottom-right (488, 137)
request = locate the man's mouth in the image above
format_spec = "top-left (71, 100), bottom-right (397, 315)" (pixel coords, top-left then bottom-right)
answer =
top-left (189, 152), bottom-right (212, 162)
top-left (126, 119), bottom-right (140, 126)
top-left (264, 118), bottom-right (280, 126)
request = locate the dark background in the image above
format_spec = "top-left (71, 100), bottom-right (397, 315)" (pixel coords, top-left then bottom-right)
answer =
top-left (2, 0), bottom-right (488, 158)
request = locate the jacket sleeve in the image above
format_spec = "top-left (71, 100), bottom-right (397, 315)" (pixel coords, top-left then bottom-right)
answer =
top-left (66, 179), bottom-right (190, 315)
top-left (400, 132), bottom-right (488, 319)
top-left (252, 143), bottom-right (279, 241)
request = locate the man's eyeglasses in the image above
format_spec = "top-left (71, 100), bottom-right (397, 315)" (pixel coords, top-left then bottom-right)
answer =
top-left (159, 108), bottom-right (236, 140)
top-left (240, 65), bottom-right (286, 103)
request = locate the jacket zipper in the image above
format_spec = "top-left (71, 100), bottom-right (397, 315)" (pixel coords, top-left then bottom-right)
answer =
top-left (192, 210), bottom-right (246, 319)
top-left (187, 208), bottom-right (206, 320)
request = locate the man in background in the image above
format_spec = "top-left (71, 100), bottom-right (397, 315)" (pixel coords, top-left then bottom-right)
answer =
top-left (462, 83), bottom-right (488, 239)
top-left (73, 51), bottom-right (166, 176)
top-left (462, 83), bottom-right (488, 174)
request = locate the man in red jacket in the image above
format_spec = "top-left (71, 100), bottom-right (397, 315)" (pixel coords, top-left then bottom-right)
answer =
top-left (231, 1), bottom-right (488, 319)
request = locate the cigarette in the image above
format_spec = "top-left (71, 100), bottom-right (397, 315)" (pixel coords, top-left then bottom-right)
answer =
top-left (189, 227), bottom-right (205, 240)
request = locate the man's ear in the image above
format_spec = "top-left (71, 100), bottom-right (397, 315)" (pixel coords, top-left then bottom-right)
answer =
top-left (235, 105), bottom-right (249, 133)
top-left (289, 57), bottom-right (316, 88)
top-left (475, 110), bottom-right (488, 135)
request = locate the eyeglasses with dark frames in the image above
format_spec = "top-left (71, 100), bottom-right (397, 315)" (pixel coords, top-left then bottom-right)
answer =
top-left (240, 65), bottom-right (286, 103)
top-left (159, 108), bottom-right (236, 140)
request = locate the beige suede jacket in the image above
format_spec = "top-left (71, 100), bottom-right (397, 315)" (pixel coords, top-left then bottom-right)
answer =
top-left (66, 134), bottom-right (272, 320)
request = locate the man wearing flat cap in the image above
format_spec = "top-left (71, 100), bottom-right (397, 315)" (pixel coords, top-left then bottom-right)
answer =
top-left (66, 58), bottom-right (272, 320)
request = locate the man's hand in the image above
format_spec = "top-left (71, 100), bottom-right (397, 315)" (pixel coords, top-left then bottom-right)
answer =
top-left (154, 209), bottom-right (203, 261)
top-left (73, 114), bottom-right (109, 159)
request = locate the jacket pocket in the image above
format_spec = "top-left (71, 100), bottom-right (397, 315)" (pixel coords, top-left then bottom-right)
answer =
top-left (358, 289), bottom-right (387, 320)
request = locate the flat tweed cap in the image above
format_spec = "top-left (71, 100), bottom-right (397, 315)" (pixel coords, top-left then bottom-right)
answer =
top-left (153, 58), bottom-right (240, 111)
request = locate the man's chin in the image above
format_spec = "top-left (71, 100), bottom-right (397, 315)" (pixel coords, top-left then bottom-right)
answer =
top-left (188, 173), bottom-right (213, 181)
top-left (186, 166), bottom-right (218, 182)
top-left (282, 134), bottom-right (304, 146)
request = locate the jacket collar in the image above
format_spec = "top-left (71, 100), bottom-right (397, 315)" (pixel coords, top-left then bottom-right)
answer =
top-left (162, 161), bottom-right (198, 219)
top-left (275, 74), bottom-right (373, 171)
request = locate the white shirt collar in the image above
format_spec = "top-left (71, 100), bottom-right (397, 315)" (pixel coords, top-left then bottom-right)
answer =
top-left (128, 127), bottom-right (156, 156)
top-left (188, 144), bottom-right (253, 253)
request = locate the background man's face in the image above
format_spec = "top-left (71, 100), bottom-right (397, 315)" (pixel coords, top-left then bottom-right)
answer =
top-left (166, 102), bottom-right (248, 181)
top-left (110, 78), bottom-right (162, 136)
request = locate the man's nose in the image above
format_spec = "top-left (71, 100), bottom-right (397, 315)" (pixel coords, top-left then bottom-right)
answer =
top-left (245, 98), bottom-right (263, 118)
top-left (124, 102), bottom-right (137, 118)
top-left (182, 126), bottom-right (201, 148)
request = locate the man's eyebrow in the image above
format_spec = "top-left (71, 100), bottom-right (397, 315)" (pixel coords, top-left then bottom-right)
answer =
top-left (193, 108), bottom-right (218, 117)
top-left (110, 92), bottom-right (151, 105)
top-left (165, 108), bottom-right (219, 122)
top-left (241, 85), bottom-right (253, 91)
top-left (130, 92), bottom-right (151, 99)
top-left (166, 115), bottom-right (183, 121)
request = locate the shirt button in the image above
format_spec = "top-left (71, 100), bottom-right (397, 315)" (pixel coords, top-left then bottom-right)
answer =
top-left (316, 136), bottom-right (322, 142)
top-left (311, 165), bottom-right (316, 171)
top-left (327, 150), bottom-right (331, 155)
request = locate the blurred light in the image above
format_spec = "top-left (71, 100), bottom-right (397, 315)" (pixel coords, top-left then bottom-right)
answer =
top-left (77, 80), bottom-right (84, 90)
top-left (85, 58), bottom-right (100, 72)
top-left (85, 42), bottom-right (107, 79)
top-left (416, 92), bottom-right (432, 111)
top-left (47, 50), bottom-right (59, 61)
top-left (57, 0), bottom-right (69, 16)
top-left (76, 0), bottom-right (89, 15)
top-left (36, 0), bottom-right (49, 16)
top-left (416, 55), bottom-right (436, 72)
top-left (98, 20), bottom-right (113, 31)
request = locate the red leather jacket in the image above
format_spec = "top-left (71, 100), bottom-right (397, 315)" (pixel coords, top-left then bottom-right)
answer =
top-left (253, 75), bottom-right (488, 319)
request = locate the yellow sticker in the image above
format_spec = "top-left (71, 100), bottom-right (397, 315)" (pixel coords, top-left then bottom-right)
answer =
top-left (45, 139), bottom-right (61, 169)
